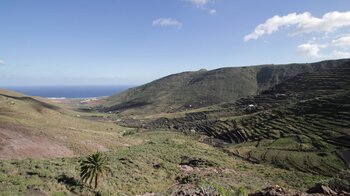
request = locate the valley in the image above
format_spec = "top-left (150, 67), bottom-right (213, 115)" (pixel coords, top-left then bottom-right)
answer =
top-left (0, 59), bottom-right (349, 195)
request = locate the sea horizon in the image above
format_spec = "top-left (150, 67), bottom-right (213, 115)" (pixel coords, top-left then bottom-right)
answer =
top-left (1, 85), bottom-right (133, 98)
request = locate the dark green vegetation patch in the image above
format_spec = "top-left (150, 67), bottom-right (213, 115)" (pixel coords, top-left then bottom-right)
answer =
top-left (120, 60), bottom-right (350, 176)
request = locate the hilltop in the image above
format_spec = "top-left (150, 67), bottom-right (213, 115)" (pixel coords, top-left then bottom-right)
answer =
top-left (99, 59), bottom-right (349, 116)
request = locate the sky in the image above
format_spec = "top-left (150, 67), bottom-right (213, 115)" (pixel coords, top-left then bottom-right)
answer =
top-left (1, 0), bottom-right (350, 86)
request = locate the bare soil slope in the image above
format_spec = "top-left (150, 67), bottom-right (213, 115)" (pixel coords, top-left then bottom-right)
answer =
top-left (0, 127), bottom-right (74, 159)
top-left (0, 89), bottom-right (134, 160)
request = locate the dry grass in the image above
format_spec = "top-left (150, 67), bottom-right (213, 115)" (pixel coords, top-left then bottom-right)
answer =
top-left (0, 90), bottom-right (135, 159)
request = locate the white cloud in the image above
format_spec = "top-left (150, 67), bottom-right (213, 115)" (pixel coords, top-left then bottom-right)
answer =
top-left (329, 50), bottom-right (350, 58)
top-left (296, 40), bottom-right (350, 60)
top-left (244, 11), bottom-right (350, 41)
top-left (332, 35), bottom-right (350, 47)
top-left (152, 18), bottom-right (182, 28)
top-left (187, 0), bottom-right (212, 8)
top-left (296, 43), bottom-right (326, 58)
top-left (0, 59), bottom-right (4, 64)
top-left (209, 9), bottom-right (216, 15)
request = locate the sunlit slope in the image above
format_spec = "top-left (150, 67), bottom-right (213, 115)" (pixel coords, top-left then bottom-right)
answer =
top-left (146, 61), bottom-right (350, 175)
top-left (99, 59), bottom-right (349, 116)
top-left (0, 89), bottom-right (133, 160)
top-left (0, 131), bottom-right (327, 195)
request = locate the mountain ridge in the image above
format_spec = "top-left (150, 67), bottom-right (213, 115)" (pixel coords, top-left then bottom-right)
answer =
top-left (99, 58), bottom-right (350, 116)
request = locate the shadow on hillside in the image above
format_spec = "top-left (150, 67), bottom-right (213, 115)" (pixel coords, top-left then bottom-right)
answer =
top-left (57, 174), bottom-right (82, 191)
top-left (1, 94), bottom-right (61, 112)
top-left (56, 174), bottom-right (102, 196)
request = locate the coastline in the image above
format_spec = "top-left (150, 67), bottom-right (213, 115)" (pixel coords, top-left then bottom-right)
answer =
top-left (0, 85), bottom-right (131, 99)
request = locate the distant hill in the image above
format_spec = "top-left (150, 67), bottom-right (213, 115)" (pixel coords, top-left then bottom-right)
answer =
top-left (99, 59), bottom-right (349, 115)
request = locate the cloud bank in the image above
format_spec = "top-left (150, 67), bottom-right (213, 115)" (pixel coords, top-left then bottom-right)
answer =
top-left (296, 43), bottom-right (326, 58)
top-left (245, 11), bottom-right (350, 60)
top-left (244, 11), bottom-right (350, 41)
top-left (332, 35), bottom-right (350, 47)
top-left (296, 38), bottom-right (350, 59)
top-left (330, 50), bottom-right (350, 58)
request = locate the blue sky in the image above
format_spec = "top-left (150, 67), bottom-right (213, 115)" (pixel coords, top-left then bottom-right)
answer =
top-left (1, 0), bottom-right (350, 86)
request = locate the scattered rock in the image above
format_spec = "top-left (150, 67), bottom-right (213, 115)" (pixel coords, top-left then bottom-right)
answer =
top-left (306, 183), bottom-right (337, 195)
top-left (178, 165), bottom-right (194, 172)
top-left (137, 193), bottom-right (161, 196)
top-left (249, 185), bottom-right (289, 196)
top-left (250, 184), bottom-right (345, 196)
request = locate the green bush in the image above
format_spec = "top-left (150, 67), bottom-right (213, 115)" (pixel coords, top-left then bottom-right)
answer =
top-left (236, 186), bottom-right (248, 196)
top-left (328, 170), bottom-right (350, 192)
top-left (208, 182), bottom-right (233, 196)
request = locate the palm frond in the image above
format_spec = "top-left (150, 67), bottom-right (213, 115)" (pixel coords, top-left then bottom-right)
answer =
top-left (79, 151), bottom-right (110, 189)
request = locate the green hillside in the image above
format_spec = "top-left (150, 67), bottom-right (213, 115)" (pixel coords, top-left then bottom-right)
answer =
top-left (0, 131), bottom-right (327, 195)
top-left (1, 60), bottom-right (349, 195)
top-left (99, 59), bottom-right (349, 116)
top-left (0, 90), bottom-right (329, 194)
top-left (143, 61), bottom-right (350, 176)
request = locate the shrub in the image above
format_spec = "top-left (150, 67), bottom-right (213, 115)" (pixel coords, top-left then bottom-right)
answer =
top-left (236, 186), bottom-right (248, 196)
top-left (328, 170), bottom-right (350, 192)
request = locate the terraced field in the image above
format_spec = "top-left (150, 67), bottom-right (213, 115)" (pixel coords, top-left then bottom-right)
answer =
top-left (1, 61), bottom-right (348, 194)
top-left (144, 62), bottom-right (350, 176)
top-left (99, 59), bottom-right (349, 116)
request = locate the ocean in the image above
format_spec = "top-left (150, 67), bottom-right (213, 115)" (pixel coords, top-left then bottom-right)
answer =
top-left (1, 85), bottom-right (132, 98)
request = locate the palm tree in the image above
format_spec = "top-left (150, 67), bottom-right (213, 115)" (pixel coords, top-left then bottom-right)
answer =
top-left (80, 151), bottom-right (110, 189)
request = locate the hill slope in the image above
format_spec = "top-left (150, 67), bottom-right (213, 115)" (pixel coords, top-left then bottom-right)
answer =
top-left (0, 89), bottom-right (132, 160)
top-left (99, 59), bottom-right (349, 115)
top-left (145, 61), bottom-right (350, 176)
